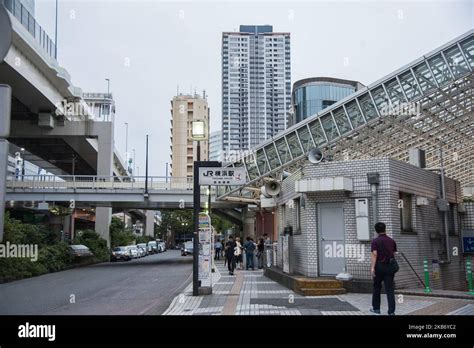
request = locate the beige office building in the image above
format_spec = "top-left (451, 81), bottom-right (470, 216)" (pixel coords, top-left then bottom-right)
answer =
top-left (170, 93), bottom-right (209, 180)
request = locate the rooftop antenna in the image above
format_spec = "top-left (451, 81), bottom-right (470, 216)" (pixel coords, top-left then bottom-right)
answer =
top-left (203, 89), bottom-right (206, 99)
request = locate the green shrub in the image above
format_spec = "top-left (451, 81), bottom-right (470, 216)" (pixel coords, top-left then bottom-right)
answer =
top-left (3, 212), bottom-right (57, 246)
top-left (37, 242), bottom-right (72, 272)
top-left (74, 230), bottom-right (109, 262)
top-left (136, 235), bottom-right (154, 244)
top-left (0, 243), bottom-right (72, 283)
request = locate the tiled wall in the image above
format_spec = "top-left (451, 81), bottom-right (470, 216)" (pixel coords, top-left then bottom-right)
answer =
top-left (276, 157), bottom-right (467, 290)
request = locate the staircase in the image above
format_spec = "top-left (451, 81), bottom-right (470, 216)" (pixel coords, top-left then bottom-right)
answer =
top-left (294, 277), bottom-right (346, 296)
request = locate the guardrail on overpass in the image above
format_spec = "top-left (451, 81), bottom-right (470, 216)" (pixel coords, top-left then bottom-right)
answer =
top-left (6, 175), bottom-right (194, 190)
top-left (5, 175), bottom-right (247, 209)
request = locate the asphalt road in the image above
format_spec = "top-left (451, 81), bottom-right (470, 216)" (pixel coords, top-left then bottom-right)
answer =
top-left (0, 250), bottom-right (192, 315)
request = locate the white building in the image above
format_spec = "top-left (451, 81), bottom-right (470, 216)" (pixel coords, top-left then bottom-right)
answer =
top-left (221, 25), bottom-right (291, 154)
top-left (209, 130), bottom-right (222, 162)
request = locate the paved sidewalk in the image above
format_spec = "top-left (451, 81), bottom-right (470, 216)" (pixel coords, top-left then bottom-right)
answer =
top-left (163, 261), bottom-right (474, 316)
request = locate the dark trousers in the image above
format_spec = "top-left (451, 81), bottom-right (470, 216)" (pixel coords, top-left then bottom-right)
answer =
top-left (245, 252), bottom-right (254, 269)
top-left (372, 262), bottom-right (396, 314)
top-left (215, 248), bottom-right (221, 260)
top-left (227, 255), bottom-right (236, 273)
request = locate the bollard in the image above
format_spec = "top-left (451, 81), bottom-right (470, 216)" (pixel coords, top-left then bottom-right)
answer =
top-left (423, 259), bottom-right (432, 293)
top-left (467, 257), bottom-right (474, 295)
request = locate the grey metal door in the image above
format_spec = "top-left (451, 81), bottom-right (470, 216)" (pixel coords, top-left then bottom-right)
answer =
top-left (318, 203), bottom-right (345, 275)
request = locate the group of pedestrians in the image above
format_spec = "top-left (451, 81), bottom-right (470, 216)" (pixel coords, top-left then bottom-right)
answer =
top-left (218, 235), bottom-right (266, 275)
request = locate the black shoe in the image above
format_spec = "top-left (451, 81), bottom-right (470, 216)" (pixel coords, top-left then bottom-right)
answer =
top-left (388, 312), bottom-right (395, 316)
top-left (370, 308), bottom-right (381, 314)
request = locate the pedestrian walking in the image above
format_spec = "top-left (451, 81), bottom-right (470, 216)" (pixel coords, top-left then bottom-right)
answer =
top-left (235, 237), bottom-right (243, 270)
top-left (257, 238), bottom-right (264, 269)
top-left (370, 222), bottom-right (399, 315)
top-left (243, 236), bottom-right (256, 270)
top-left (225, 236), bottom-right (237, 275)
top-left (214, 239), bottom-right (222, 260)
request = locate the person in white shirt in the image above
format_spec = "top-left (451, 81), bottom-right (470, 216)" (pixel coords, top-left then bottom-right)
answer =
top-left (234, 237), bottom-right (243, 270)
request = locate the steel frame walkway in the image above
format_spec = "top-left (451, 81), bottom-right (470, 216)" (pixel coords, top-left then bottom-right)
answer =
top-left (218, 30), bottom-right (474, 202)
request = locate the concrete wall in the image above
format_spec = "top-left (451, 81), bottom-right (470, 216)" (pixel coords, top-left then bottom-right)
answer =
top-left (276, 158), bottom-right (466, 290)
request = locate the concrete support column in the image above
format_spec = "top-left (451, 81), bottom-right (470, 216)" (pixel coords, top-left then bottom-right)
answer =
top-left (62, 214), bottom-right (75, 241)
top-left (94, 123), bottom-right (114, 247)
top-left (145, 210), bottom-right (155, 237)
top-left (0, 140), bottom-right (8, 242)
top-left (242, 207), bottom-right (256, 238)
top-left (96, 207), bottom-right (112, 244)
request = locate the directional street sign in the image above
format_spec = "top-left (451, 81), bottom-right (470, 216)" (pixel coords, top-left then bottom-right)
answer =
top-left (198, 167), bottom-right (246, 186)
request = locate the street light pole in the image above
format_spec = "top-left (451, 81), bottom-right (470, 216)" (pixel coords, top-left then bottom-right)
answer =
top-left (54, 0), bottom-right (58, 59)
top-left (105, 78), bottom-right (110, 96)
top-left (20, 147), bottom-right (25, 181)
top-left (192, 145), bottom-right (200, 296)
top-left (125, 122), bottom-right (128, 159)
top-left (132, 148), bottom-right (136, 175)
top-left (145, 135), bottom-right (149, 197)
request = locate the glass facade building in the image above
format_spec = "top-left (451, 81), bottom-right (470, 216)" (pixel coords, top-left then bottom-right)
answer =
top-left (290, 78), bottom-right (363, 126)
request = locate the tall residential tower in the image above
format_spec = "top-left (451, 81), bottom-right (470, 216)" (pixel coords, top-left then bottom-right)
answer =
top-left (221, 25), bottom-right (291, 155)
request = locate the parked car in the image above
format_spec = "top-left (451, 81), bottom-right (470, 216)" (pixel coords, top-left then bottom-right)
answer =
top-left (137, 246), bottom-right (146, 258)
top-left (69, 245), bottom-right (94, 259)
top-left (147, 241), bottom-right (158, 254)
top-left (111, 246), bottom-right (132, 262)
top-left (127, 245), bottom-right (140, 259)
top-left (181, 241), bottom-right (193, 256)
top-left (137, 243), bottom-right (148, 256)
top-left (158, 241), bottom-right (166, 252)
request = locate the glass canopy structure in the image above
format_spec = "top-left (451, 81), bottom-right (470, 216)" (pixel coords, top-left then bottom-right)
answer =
top-left (218, 30), bottom-right (474, 203)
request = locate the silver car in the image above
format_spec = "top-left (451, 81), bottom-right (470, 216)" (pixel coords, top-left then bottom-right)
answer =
top-left (137, 243), bottom-right (148, 256)
top-left (127, 245), bottom-right (140, 259)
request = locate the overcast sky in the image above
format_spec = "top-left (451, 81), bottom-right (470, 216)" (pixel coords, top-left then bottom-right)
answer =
top-left (34, 0), bottom-right (473, 176)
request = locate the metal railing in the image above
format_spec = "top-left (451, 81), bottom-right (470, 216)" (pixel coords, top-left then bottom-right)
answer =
top-left (399, 252), bottom-right (426, 288)
top-left (6, 175), bottom-right (197, 191)
top-left (3, 0), bottom-right (57, 60)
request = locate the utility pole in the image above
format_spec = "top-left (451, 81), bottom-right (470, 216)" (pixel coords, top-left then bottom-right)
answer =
top-left (125, 122), bottom-right (128, 159)
top-left (55, 0), bottom-right (58, 59)
top-left (132, 148), bottom-right (136, 175)
top-left (145, 135), bottom-right (149, 197)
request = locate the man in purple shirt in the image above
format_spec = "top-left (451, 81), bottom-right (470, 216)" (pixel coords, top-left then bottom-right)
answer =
top-left (370, 222), bottom-right (397, 315)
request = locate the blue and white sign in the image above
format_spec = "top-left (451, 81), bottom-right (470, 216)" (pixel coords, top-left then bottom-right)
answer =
top-left (462, 229), bottom-right (474, 254)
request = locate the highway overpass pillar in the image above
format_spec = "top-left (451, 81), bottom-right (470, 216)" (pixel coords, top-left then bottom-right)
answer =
top-left (94, 123), bottom-right (114, 247)
top-left (96, 207), bottom-right (111, 246)
top-left (145, 210), bottom-right (155, 237)
top-left (242, 207), bottom-right (256, 238)
top-left (0, 140), bottom-right (8, 242)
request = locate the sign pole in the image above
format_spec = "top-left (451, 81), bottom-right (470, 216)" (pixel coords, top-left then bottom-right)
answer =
top-left (192, 160), bottom-right (201, 296)
top-left (0, 5), bottom-right (13, 243)
top-left (193, 161), bottom-right (221, 296)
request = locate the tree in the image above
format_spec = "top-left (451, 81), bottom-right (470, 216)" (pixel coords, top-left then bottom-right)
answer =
top-left (74, 230), bottom-right (108, 261)
top-left (155, 210), bottom-right (193, 243)
top-left (210, 213), bottom-right (235, 234)
top-left (109, 216), bottom-right (135, 248)
top-left (3, 212), bottom-right (57, 246)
